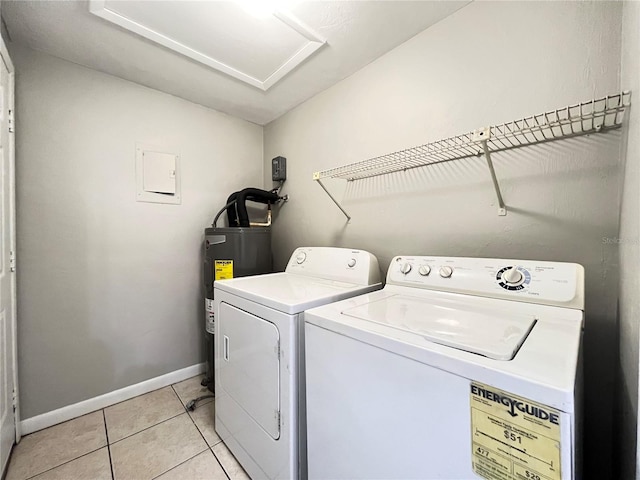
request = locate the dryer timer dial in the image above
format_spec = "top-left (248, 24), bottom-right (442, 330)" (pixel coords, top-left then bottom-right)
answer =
top-left (439, 266), bottom-right (453, 278)
top-left (400, 263), bottom-right (412, 275)
top-left (418, 265), bottom-right (431, 276)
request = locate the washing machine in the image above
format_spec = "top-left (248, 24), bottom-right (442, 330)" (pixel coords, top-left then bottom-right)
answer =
top-left (304, 255), bottom-right (584, 480)
top-left (214, 247), bottom-right (382, 480)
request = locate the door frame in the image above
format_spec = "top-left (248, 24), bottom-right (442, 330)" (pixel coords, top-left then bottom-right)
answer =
top-left (0, 35), bottom-right (18, 443)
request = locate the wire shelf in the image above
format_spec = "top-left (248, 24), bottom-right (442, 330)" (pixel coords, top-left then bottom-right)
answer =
top-left (313, 91), bottom-right (631, 182)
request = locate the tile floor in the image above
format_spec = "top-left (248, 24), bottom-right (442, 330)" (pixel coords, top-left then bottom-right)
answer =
top-left (5, 375), bottom-right (250, 480)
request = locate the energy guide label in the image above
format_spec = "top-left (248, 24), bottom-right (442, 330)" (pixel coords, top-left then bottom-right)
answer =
top-left (215, 260), bottom-right (233, 280)
top-left (470, 382), bottom-right (562, 480)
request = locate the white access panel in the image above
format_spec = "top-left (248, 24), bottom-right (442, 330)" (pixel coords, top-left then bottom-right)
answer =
top-left (219, 302), bottom-right (280, 439)
top-left (143, 150), bottom-right (176, 194)
top-left (135, 143), bottom-right (181, 204)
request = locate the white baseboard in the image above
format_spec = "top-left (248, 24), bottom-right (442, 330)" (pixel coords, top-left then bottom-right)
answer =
top-left (20, 363), bottom-right (206, 436)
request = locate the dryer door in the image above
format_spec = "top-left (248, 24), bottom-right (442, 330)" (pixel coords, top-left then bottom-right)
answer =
top-left (219, 302), bottom-right (281, 439)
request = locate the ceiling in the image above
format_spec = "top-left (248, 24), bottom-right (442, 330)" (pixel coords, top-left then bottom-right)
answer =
top-left (2, 1), bottom-right (470, 125)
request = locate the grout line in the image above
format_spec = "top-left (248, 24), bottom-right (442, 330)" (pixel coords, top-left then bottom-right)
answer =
top-left (168, 383), bottom-right (190, 410)
top-left (17, 379), bottom-right (205, 480)
top-left (106, 383), bottom-right (191, 445)
top-left (210, 446), bottom-right (232, 480)
top-left (176, 384), bottom-right (212, 447)
top-left (109, 411), bottom-right (186, 446)
top-left (172, 384), bottom-right (190, 415)
top-left (107, 377), bottom-right (204, 446)
top-left (149, 448), bottom-right (210, 480)
top-left (173, 384), bottom-right (229, 480)
top-left (103, 410), bottom-right (115, 480)
top-left (21, 373), bottom-right (205, 438)
top-left (171, 376), bottom-right (214, 410)
top-left (147, 384), bottom-right (212, 480)
top-left (168, 383), bottom-right (182, 395)
top-left (180, 393), bottom-right (223, 447)
top-left (21, 409), bottom-right (105, 438)
top-left (103, 384), bottom-right (178, 412)
top-left (23, 447), bottom-right (106, 480)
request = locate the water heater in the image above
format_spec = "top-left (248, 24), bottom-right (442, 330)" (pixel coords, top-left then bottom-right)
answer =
top-left (203, 226), bottom-right (273, 391)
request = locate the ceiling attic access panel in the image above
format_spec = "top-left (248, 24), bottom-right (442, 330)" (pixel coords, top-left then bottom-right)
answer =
top-left (89, 0), bottom-right (326, 90)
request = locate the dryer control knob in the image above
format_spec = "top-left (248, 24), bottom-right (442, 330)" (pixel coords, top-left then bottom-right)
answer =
top-left (418, 265), bottom-right (431, 276)
top-left (400, 263), bottom-right (412, 275)
top-left (502, 267), bottom-right (523, 285)
top-left (348, 258), bottom-right (357, 268)
top-left (439, 266), bottom-right (453, 278)
top-left (295, 252), bottom-right (307, 264)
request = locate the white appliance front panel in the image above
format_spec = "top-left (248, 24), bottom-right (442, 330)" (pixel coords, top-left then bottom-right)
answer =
top-left (342, 294), bottom-right (536, 360)
top-left (305, 322), bottom-right (575, 480)
top-left (219, 302), bottom-right (280, 439)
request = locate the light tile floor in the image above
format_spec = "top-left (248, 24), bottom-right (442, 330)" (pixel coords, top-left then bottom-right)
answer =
top-left (5, 375), bottom-right (250, 480)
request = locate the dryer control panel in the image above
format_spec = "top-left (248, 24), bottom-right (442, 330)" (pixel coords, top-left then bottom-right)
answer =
top-left (286, 247), bottom-right (381, 286)
top-left (387, 256), bottom-right (584, 310)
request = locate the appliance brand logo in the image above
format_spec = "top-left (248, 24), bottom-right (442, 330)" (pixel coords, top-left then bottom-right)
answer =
top-left (470, 384), bottom-right (559, 426)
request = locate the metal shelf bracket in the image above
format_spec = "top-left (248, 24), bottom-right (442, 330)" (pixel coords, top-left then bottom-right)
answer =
top-left (313, 173), bottom-right (351, 222)
top-left (473, 127), bottom-right (507, 216)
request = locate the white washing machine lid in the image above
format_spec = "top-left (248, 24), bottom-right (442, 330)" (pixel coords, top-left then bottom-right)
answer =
top-left (341, 294), bottom-right (536, 360)
top-left (215, 272), bottom-right (381, 314)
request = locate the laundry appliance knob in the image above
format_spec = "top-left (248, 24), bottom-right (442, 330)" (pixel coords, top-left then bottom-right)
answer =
top-left (400, 263), bottom-right (412, 275)
top-left (439, 266), bottom-right (453, 278)
top-left (502, 267), bottom-right (523, 285)
top-left (418, 265), bottom-right (431, 276)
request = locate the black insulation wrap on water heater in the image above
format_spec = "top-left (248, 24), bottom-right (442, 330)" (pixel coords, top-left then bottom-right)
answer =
top-left (225, 188), bottom-right (281, 227)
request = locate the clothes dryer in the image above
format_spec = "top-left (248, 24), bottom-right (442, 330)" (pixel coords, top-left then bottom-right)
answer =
top-left (214, 247), bottom-right (381, 480)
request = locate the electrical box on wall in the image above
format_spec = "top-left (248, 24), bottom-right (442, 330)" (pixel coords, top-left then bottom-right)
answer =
top-left (136, 144), bottom-right (181, 204)
top-left (272, 156), bottom-right (286, 181)
top-left (143, 151), bottom-right (176, 194)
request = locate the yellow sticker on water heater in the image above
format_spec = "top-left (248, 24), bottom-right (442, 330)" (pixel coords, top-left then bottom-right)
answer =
top-left (470, 382), bottom-right (562, 480)
top-left (214, 260), bottom-right (233, 280)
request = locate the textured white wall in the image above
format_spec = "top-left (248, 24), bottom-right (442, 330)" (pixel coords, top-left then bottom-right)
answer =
top-left (264, 2), bottom-right (623, 478)
top-left (618, 1), bottom-right (640, 478)
top-left (13, 45), bottom-right (263, 419)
